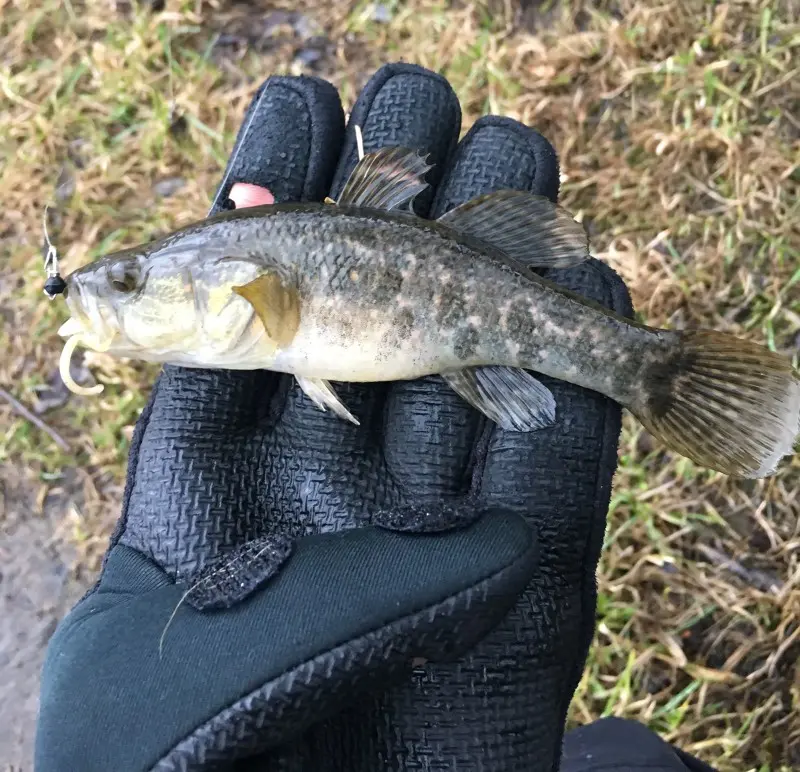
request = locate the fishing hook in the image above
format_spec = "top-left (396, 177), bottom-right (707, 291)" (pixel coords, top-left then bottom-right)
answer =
top-left (42, 205), bottom-right (67, 299)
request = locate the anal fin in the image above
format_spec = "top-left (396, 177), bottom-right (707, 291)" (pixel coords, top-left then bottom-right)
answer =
top-left (437, 190), bottom-right (589, 269)
top-left (296, 376), bottom-right (360, 426)
top-left (442, 366), bottom-right (556, 432)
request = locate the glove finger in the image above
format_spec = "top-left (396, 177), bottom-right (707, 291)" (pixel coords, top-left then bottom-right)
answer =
top-left (327, 119), bottom-right (633, 772)
top-left (36, 511), bottom-right (538, 771)
top-left (378, 116), bottom-right (562, 511)
top-left (478, 261), bottom-right (631, 505)
top-left (419, 115), bottom-right (631, 510)
top-left (476, 243), bottom-right (632, 721)
top-left (208, 75), bottom-right (344, 213)
top-left (273, 63), bottom-right (463, 477)
top-left (118, 76), bottom-right (345, 577)
top-left (328, 63), bottom-right (460, 212)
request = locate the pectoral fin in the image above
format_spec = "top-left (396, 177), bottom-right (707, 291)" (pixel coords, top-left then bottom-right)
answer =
top-left (334, 146), bottom-right (433, 211)
top-left (442, 366), bottom-right (556, 432)
top-left (437, 190), bottom-right (590, 269)
top-left (232, 272), bottom-right (300, 348)
top-left (296, 376), bottom-right (360, 426)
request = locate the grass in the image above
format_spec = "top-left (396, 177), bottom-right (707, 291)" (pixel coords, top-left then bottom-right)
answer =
top-left (1, 0), bottom-right (799, 769)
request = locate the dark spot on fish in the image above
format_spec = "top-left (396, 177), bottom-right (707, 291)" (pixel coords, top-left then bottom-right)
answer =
top-left (371, 268), bottom-right (404, 304)
top-left (453, 325), bottom-right (479, 360)
top-left (481, 306), bottom-right (502, 334)
top-left (643, 346), bottom-right (698, 419)
top-left (436, 285), bottom-right (468, 328)
top-left (505, 301), bottom-right (537, 340)
top-left (395, 308), bottom-right (415, 340)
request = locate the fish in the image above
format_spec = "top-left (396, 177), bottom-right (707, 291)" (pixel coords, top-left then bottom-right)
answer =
top-left (56, 145), bottom-right (800, 479)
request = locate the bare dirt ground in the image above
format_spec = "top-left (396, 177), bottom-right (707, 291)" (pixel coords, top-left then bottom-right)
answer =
top-left (1, 1), bottom-right (798, 769)
top-left (0, 464), bottom-right (95, 769)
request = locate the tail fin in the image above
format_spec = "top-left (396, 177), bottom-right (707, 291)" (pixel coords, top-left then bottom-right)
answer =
top-left (631, 331), bottom-right (799, 478)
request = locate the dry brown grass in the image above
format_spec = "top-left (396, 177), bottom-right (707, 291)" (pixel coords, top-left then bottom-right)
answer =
top-left (1, 0), bottom-right (798, 769)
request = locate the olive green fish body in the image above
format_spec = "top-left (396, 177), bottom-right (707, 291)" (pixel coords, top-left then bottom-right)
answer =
top-left (59, 146), bottom-right (800, 479)
top-left (184, 206), bottom-right (664, 410)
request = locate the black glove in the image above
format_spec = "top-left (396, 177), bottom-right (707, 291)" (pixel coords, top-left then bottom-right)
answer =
top-left (35, 63), bottom-right (632, 771)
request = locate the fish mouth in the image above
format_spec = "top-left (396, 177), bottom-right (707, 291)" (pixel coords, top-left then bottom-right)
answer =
top-left (57, 314), bottom-right (117, 398)
top-left (60, 279), bottom-right (117, 349)
top-left (58, 317), bottom-right (85, 338)
top-left (58, 316), bottom-right (117, 354)
top-left (57, 316), bottom-right (116, 349)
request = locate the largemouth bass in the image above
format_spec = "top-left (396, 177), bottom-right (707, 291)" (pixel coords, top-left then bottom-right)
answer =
top-left (57, 146), bottom-right (800, 478)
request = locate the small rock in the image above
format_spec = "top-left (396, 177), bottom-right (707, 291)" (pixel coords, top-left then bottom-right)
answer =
top-left (153, 176), bottom-right (186, 198)
top-left (295, 48), bottom-right (322, 66)
top-left (67, 139), bottom-right (91, 169)
top-left (263, 10), bottom-right (295, 35)
top-left (292, 13), bottom-right (322, 39)
top-left (32, 363), bottom-right (89, 413)
top-left (214, 33), bottom-right (247, 47)
top-left (372, 4), bottom-right (393, 23)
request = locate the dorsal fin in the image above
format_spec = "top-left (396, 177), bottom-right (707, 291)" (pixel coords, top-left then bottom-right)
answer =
top-left (437, 190), bottom-right (590, 269)
top-left (335, 146), bottom-right (433, 211)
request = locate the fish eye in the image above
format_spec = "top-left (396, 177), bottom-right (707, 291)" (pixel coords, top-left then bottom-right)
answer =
top-left (106, 259), bottom-right (140, 294)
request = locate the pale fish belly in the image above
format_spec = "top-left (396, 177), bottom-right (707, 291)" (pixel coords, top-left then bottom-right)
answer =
top-left (162, 313), bottom-right (277, 370)
top-left (269, 262), bottom-right (525, 381)
top-left (270, 312), bottom-right (469, 382)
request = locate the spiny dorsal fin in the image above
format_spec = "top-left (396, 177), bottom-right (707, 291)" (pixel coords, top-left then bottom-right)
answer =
top-left (441, 365), bottom-right (556, 432)
top-left (335, 146), bottom-right (433, 211)
top-left (232, 272), bottom-right (300, 348)
top-left (437, 190), bottom-right (590, 269)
